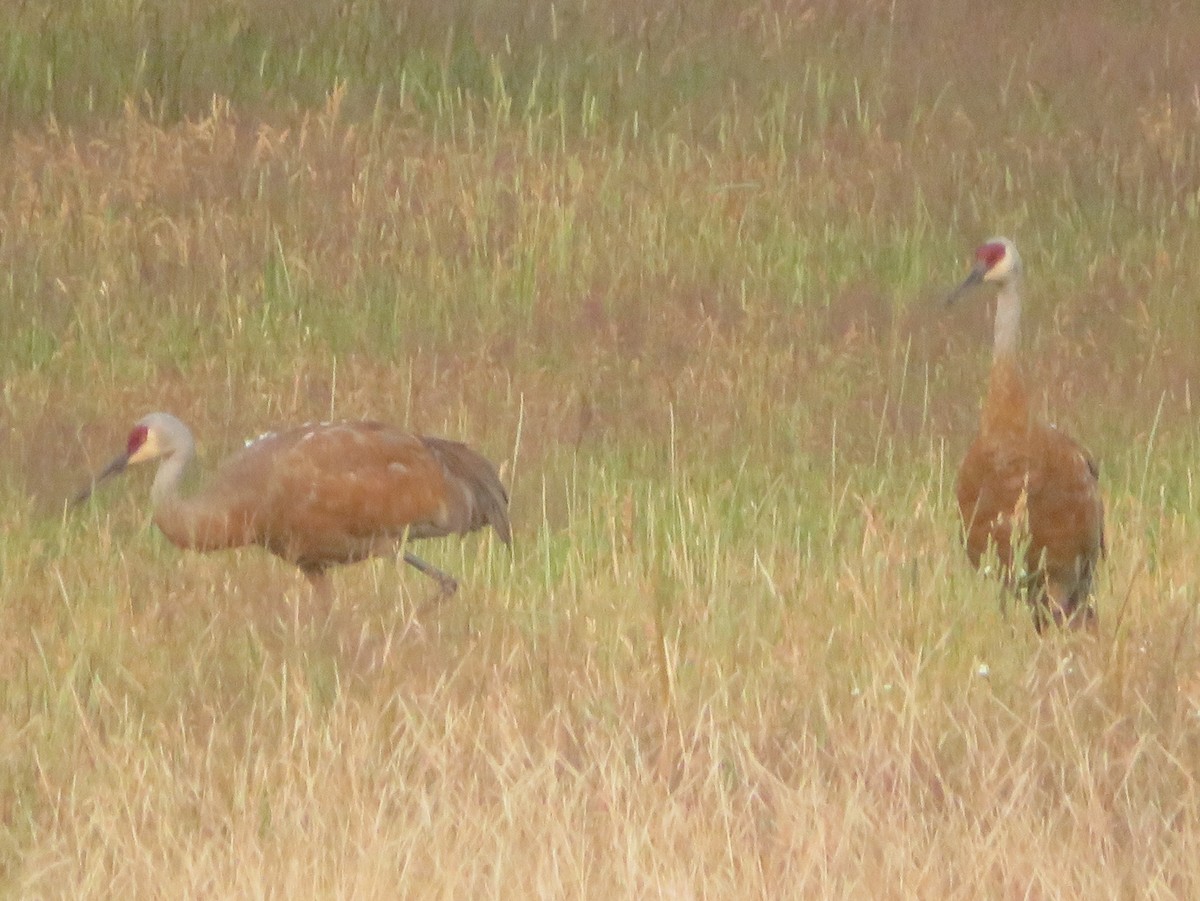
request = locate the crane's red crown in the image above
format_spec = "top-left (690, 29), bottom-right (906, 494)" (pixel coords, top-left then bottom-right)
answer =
top-left (975, 241), bottom-right (1007, 271)
top-left (127, 424), bottom-right (149, 455)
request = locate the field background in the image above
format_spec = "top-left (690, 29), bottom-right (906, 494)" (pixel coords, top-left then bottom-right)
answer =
top-left (1, 0), bottom-right (1199, 895)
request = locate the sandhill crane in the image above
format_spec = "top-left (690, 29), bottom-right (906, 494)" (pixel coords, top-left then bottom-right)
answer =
top-left (74, 413), bottom-right (511, 604)
top-left (947, 237), bottom-right (1105, 632)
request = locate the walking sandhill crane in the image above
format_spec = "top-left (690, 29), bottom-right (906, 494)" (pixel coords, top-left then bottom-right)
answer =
top-left (74, 413), bottom-right (511, 604)
top-left (947, 237), bottom-right (1106, 631)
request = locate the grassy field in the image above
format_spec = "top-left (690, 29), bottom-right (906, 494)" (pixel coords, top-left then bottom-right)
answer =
top-left (1, 0), bottom-right (1199, 895)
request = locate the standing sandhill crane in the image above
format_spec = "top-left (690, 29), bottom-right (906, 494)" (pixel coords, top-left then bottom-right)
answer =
top-left (74, 413), bottom-right (511, 604)
top-left (947, 237), bottom-right (1105, 632)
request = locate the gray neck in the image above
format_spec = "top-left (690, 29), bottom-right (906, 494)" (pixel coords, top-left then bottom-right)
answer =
top-left (149, 431), bottom-right (196, 512)
top-left (992, 278), bottom-right (1022, 359)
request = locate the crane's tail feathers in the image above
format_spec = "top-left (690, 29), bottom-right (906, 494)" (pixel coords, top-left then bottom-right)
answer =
top-left (421, 437), bottom-right (513, 546)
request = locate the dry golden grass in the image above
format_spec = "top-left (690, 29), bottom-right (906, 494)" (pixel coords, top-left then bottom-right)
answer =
top-left (1, 1), bottom-right (1199, 896)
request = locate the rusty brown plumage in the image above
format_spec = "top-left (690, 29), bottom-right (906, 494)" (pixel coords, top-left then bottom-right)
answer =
top-left (948, 238), bottom-right (1105, 631)
top-left (74, 413), bottom-right (511, 602)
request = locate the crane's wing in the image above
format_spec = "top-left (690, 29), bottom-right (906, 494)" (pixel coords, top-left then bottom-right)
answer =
top-left (1026, 425), bottom-right (1106, 575)
top-left (211, 421), bottom-right (508, 567)
top-left (265, 422), bottom-right (453, 538)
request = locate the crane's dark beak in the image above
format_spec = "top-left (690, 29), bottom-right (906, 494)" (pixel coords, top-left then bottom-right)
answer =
top-left (946, 262), bottom-right (986, 306)
top-left (72, 452), bottom-right (130, 506)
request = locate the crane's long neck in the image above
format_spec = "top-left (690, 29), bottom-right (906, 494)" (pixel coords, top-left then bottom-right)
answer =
top-left (983, 278), bottom-right (1031, 435)
top-left (992, 279), bottom-right (1021, 361)
top-left (148, 434), bottom-right (242, 552)
top-left (149, 442), bottom-right (194, 512)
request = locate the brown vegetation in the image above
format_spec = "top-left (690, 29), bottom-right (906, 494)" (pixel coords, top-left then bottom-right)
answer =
top-left (1, 0), bottom-right (1198, 895)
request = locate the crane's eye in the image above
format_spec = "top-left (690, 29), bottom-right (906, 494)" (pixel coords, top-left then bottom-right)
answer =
top-left (126, 424), bottom-right (150, 455)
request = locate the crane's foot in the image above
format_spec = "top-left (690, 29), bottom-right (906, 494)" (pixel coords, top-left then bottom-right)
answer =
top-left (403, 551), bottom-right (460, 615)
top-left (1032, 595), bottom-right (1098, 635)
top-left (1058, 603), bottom-right (1097, 633)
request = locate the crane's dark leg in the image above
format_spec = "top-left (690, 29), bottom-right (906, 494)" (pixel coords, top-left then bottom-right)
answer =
top-left (300, 565), bottom-right (383, 673)
top-left (1046, 581), bottom-right (1097, 633)
top-left (302, 566), bottom-right (334, 610)
top-left (403, 551), bottom-right (459, 606)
